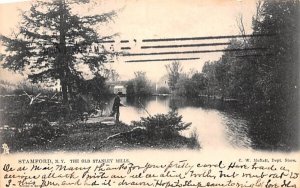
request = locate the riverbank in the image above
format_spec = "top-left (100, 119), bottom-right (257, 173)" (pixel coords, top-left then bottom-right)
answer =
top-left (0, 120), bottom-right (200, 153)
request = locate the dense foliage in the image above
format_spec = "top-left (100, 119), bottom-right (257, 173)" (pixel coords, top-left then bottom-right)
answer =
top-left (126, 71), bottom-right (154, 96)
top-left (175, 73), bottom-right (208, 97)
top-left (156, 86), bottom-right (170, 94)
top-left (131, 111), bottom-right (191, 139)
top-left (201, 0), bottom-right (299, 149)
top-left (0, 0), bottom-right (116, 103)
top-left (165, 61), bottom-right (182, 92)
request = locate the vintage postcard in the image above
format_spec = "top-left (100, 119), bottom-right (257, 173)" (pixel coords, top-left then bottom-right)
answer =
top-left (0, 0), bottom-right (299, 187)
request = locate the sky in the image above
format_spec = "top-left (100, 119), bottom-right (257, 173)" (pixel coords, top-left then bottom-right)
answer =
top-left (0, 0), bottom-right (259, 83)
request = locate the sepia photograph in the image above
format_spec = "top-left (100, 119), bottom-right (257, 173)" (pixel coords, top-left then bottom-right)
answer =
top-left (0, 0), bottom-right (299, 153)
top-left (0, 0), bottom-right (299, 154)
top-left (0, 0), bottom-right (299, 187)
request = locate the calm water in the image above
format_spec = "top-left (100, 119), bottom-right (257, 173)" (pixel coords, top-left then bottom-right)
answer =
top-left (111, 96), bottom-right (252, 150)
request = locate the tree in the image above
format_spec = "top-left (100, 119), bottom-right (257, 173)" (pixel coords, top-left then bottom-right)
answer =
top-left (175, 75), bottom-right (193, 96)
top-left (126, 71), bottom-right (154, 96)
top-left (202, 61), bottom-right (218, 97)
top-left (0, 0), bottom-right (117, 104)
top-left (156, 86), bottom-right (170, 94)
top-left (103, 68), bottom-right (120, 82)
top-left (174, 73), bottom-right (207, 97)
top-left (250, 0), bottom-right (299, 107)
top-left (249, 0), bottom-right (299, 146)
top-left (126, 80), bottom-right (135, 96)
top-left (191, 73), bottom-right (208, 96)
top-left (165, 61), bottom-right (182, 92)
top-left (201, 0), bottom-right (299, 148)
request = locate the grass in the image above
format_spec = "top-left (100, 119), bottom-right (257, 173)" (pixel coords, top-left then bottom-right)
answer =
top-left (0, 120), bottom-right (200, 152)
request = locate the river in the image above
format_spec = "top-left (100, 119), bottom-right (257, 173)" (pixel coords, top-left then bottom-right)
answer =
top-left (111, 96), bottom-right (253, 150)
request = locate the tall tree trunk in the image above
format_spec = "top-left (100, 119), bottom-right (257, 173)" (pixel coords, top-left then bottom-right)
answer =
top-left (61, 77), bottom-right (68, 104)
top-left (67, 80), bottom-right (74, 102)
top-left (59, 0), bottom-right (68, 104)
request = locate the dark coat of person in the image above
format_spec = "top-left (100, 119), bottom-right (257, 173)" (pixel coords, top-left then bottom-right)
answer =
top-left (110, 93), bottom-right (124, 122)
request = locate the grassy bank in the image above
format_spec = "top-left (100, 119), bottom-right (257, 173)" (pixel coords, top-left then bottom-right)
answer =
top-left (0, 119), bottom-right (200, 153)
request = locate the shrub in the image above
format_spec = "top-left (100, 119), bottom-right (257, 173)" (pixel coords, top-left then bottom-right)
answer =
top-left (157, 86), bottom-right (170, 94)
top-left (16, 120), bottom-right (67, 146)
top-left (131, 111), bottom-right (191, 140)
top-left (189, 128), bottom-right (200, 148)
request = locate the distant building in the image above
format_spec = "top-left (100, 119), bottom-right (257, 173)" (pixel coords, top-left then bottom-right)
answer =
top-left (106, 81), bottom-right (127, 95)
top-left (157, 75), bottom-right (169, 88)
top-left (113, 85), bottom-right (126, 95)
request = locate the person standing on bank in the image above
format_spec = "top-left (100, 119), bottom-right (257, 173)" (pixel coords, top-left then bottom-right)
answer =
top-left (110, 92), bottom-right (125, 123)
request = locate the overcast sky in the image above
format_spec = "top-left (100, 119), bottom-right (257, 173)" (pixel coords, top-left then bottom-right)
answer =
top-left (0, 0), bottom-right (259, 83)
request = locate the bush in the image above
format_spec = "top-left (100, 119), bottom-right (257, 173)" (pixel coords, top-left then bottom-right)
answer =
top-left (16, 120), bottom-right (67, 146)
top-left (131, 111), bottom-right (191, 140)
top-left (157, 87), bottom-right (170, 94)
top-left (126, 72), bottom-right (155, 96)
top-left (189, 128), bottom-right (200, 147)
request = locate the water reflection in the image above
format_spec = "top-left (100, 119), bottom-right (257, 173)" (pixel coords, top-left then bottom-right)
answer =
top-left (115, 96), bottom-right (252, 150)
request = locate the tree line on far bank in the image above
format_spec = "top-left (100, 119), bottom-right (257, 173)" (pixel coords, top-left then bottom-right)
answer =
top-left (165, 0), bottom-right (299, 150)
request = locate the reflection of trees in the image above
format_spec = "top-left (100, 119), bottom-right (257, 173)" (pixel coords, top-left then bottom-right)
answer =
top-left (168, 96), bottom-right (243, 113)
top-left (169, 97), bottom-right (178, 112)
top-left (126, 95), bottom-right (247, 117)
top-left (126, 96), bottom-right (152, 111)
top-left (125, 96), bottom-right (135, 105)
